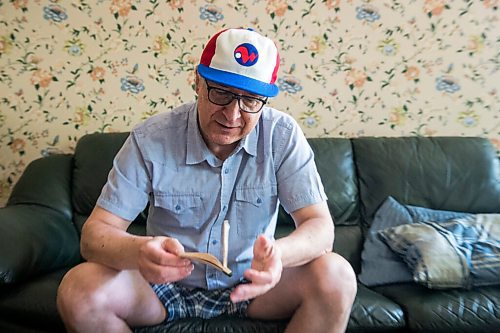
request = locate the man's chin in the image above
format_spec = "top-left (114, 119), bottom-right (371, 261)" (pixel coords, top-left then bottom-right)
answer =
top-left (213, 136), bottom-right (240, 146)
top-left (208, 132), bottom-right (243, 145)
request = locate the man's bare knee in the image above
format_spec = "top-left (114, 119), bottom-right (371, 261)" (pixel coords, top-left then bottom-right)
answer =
top-left (308, 253), bottom-right (357, 309)
top-left (58, 266), bottom-right (85, 328)
top-left (57, 263), bottom-right (114, 328)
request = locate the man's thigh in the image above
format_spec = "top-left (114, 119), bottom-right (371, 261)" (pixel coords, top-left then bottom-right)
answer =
top-left (58, 262), bottom-right (166, 327)
top-left (245, 252), bottom-right (348, 320)
top-left (245, 263), bottom-right (304, 320)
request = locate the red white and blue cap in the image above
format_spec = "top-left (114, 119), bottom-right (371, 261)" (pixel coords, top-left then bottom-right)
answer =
top-left (198, 28), bottom-right (280, 97)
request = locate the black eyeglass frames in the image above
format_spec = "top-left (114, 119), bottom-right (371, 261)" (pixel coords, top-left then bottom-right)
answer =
top-left (204, 79), bottom-right (267, 113)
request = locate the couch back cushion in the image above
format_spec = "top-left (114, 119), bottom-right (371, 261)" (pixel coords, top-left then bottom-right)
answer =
top-left (72, 132), bottom-right (129, 221)
top-left (259, 137), bottom-right (364, 271)
top-left (352, 136), bottom-right (500, 227)
top-left (308, 138), bottom-right (361, 225)
top-left (308, 138), bottom-right (363, 271)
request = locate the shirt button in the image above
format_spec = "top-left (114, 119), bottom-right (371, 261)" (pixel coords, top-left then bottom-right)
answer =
top-left (212, 240), bottom-right (218, 245)
top-left (175, 204), bottom-right (181, 211)
top-left (257, 197), bottom-right (262, 204)
top-left (222, 205), bottom-right (227, 211)
top-left (224, 168), bottom-right (229, 174)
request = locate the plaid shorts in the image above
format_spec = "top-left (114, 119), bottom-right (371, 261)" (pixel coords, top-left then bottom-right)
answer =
top-left (151, 282), bottom-right (250, 322)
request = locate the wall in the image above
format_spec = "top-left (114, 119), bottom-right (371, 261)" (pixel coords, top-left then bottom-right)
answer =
top-left (0, 0), bottom-right (499, 206)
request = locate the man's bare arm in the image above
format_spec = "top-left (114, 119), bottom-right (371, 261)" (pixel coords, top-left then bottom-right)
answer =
top-left (276, 201), bottom-right (334, 268)
top-left (81, 206), bottom-right (149, 269)
top-left (80, 206), bottom-right (193, 283)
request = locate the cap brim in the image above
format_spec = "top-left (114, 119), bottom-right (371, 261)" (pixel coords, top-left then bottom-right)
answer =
top-left (198, 64), bottom-right (279, 97)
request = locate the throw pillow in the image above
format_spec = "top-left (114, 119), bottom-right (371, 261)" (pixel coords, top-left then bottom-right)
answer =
top-left (358, 196), bottom-right (471, 287)
top-left (358, 197), bottom-right (413, 286)
top-left (379, 214), bottom-right (500, 289)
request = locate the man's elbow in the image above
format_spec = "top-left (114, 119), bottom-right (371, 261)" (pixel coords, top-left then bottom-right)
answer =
top-left (79, 222), bottom-right (96, 261)
top-left (80, 241), bottom-right (91, 261)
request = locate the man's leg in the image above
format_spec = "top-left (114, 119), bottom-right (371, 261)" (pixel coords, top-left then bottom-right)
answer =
top-left (246, 252), bottom-right (357, 333)
top-left (57, 262), bottom-right (166, 333)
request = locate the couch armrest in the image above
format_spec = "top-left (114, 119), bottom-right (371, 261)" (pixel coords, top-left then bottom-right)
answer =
top-left (0, 204), bottom-right (80, 285)
top-left (8, 154), bottom-right (74, 220)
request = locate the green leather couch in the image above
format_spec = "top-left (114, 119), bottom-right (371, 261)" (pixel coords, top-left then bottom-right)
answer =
top-left (0, 133), bottom-right (498, 333)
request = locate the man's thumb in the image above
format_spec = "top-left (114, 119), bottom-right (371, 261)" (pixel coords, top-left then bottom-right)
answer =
top-left (161, 237), bottom-right (184, 255)
top-left (254, 234), bottom-right (273, 259)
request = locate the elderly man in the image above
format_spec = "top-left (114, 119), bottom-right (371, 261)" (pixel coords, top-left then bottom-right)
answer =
top-left (57, 28), bottom-right (356, 333)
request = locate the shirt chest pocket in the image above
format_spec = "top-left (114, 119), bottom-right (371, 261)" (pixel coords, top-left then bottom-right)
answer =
top-left (153, 194), bottom-right (204, 229)
top-left (235, 185), bottom-right (278, 239)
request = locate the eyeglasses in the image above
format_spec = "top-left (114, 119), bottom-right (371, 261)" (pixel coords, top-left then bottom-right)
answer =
top-left (204, 79), bottom-right (267, 113)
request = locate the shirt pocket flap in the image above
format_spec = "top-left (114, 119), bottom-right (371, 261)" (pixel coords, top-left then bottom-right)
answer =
top-left (235, 186), bottom-right (277, 208)
top-left (154, 194), bottom-right (203, 214)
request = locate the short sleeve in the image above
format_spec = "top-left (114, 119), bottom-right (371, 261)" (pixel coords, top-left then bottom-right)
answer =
top-left (275, 121), bottom-right (327, 214)
top-left (97, 132), bottom-right (151, 221)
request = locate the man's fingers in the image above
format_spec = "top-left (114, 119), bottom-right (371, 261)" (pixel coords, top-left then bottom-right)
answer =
top-left (253, 235), bottom-right (274, 260)
top-left (141, 260), bottom-right (194, 284)
top-left (230, 282), bottom-right (269, 303)
top-left (230, 268), bottom-right (277, 303)
top-left (149, 250), bottom-right (191, 267)
top-left (151, 253), bottom-right (191, 268)
top-left (142, 237), bottom-right (190, 266)
top-left (243, 269), bottom-right (273, 285)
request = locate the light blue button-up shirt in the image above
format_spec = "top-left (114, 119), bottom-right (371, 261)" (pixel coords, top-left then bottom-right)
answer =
top-left (97, 101), bottom-right (327, 289)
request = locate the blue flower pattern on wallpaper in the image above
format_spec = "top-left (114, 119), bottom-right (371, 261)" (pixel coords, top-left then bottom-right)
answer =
top-left (0, 0), bottom-right (498, 206)
top-left (436, 76), bottom-right (461, 94)
top-left (200, 4), bottom-right (224, 23)
top-left (356, 5), bottom-right (380, 22)
top-left (43, 4), bottom-right (68, 22)
top-left (121, 76), bottom-right (146, 94)
top-left (278, 76), bottom-right (303, 94)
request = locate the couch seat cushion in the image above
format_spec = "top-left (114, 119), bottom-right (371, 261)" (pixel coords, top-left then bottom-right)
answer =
top-left (348, 284), bottom-right (405, 332)
top-left (375, 283), bottom-right (500, 333)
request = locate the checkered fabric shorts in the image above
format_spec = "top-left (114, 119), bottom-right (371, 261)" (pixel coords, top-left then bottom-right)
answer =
top-left (151, 282), bottom-right (250, 322)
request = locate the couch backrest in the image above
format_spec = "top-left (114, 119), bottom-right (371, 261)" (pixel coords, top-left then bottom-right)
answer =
top-left (71, 134), bottom-right (363, 224)
top-left (72, 132), bottom-right (130, 232)
top-left (307, 138), bottom-right (363, 272)
top-left (352, 136), bottom-right (500, 227)
top-left (308, 138), bottom-right (361, 225)
top-left (69, 133), bottom-right (499, 273)
top-left (71, 132), bottom-right (366, 270)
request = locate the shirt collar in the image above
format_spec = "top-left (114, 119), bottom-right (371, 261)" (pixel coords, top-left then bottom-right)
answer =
top-left (186, 103), bottom-right (258, 165)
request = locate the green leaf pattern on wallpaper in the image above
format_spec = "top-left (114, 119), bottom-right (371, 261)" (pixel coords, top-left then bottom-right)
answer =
top-left (0, 0), bottom-right (499, 206)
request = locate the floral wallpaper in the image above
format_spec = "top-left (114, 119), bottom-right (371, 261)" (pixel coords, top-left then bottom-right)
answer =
top-left (0, 0), bottom-right (499, 207)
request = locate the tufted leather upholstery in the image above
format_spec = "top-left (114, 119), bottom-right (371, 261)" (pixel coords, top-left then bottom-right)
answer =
top-left (0, 134), bottom-right (498, 332)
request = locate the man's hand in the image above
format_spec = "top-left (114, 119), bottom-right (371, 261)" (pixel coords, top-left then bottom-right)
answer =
top-left (137, 236), bottom-right (194, 284)
top-left (230, 235), bottom-right (283, 303)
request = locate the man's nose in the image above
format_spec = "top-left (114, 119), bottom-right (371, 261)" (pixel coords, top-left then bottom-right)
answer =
top-left (222, 98), bottom-right (242, 121)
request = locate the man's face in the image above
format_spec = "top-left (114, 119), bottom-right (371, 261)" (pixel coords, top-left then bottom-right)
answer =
top-left (195, 73), bottom-right (264, 155)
